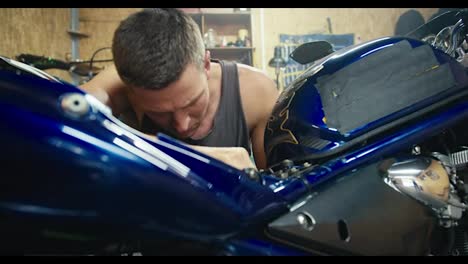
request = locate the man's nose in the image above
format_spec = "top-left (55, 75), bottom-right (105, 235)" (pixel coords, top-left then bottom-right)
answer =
top-left (173, 111), bottom-right (191, 134)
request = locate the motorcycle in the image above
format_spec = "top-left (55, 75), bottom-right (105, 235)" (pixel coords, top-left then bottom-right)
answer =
top-left (0, 10), bottom-right (467, 256)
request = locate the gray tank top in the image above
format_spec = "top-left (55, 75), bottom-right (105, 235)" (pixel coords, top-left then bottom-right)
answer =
top-left (139, 60), bottom-right (251, 154)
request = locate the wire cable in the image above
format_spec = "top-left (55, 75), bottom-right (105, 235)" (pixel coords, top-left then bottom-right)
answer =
top-left (89, 47), bottom-right (112, 77)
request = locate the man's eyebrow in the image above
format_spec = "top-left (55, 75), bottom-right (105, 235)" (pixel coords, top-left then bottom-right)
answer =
top-left (181, 88), bottom-right (204, 109)
top-left (146, 88), bottom-right (205, 114)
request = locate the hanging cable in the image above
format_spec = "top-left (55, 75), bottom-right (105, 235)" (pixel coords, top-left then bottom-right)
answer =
top-left (89, 47), bottom-right (112, 78)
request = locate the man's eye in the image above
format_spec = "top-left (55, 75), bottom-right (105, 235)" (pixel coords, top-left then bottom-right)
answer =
top-left (187, 101), bottom-right (199, 110)
top-left (148, 112), bottom-right (170, 120)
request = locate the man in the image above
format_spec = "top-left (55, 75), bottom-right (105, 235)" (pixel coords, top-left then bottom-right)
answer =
top-left (80, 8), bottom-right (279, 170)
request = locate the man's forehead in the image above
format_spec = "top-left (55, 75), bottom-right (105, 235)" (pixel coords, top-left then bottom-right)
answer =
top-left (128, 63), bottom-right (206, 110)
top-left (130, 83), bottom-right (204, 112)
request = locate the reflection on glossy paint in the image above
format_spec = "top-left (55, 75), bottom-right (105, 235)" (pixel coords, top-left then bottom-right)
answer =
top-left (359, 44), bottom-right (394, 58)
top-left (330, 37), bottom-right (392, 60)
top-left (61, 125), bottom-right (136, 161)
top-left (102, 119), bottom-right (192, 176)
top-left (0, 202), bottom-right (97, 217)
top-left (155, 140), bottom-right (210, 163)
top-left (344, 146), bottom-right (376, 164)
top-left (102, 119), bottom-right (124, 136)
top-left (85, 94), bottom-right (112, 115)
top-left (47, 136), bottom-right (117, 173)
top-left (273, 185), bottom-right (286, 193)
top-left (391, 169), bottom-right (424, 175)
top-left (303, 64), bottom-right (324, 79)
top-left (401, 178), bottom-right (417, 187)
top-left (113, 138), bottom-right (170, 172)
top-left (131, 139), bottom-right (190, 176)
top-left (100, 155), bottom-right (109, 162)
top-left (48, 137), bottom-right (84, 155)
top-left (289, 199), bottom-right (308, 212)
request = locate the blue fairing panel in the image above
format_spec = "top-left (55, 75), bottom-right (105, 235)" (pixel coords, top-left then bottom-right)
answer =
top-left (264, 36), bottom-right (468, 166)
top-left (0, 62), bottom-right (288, 241)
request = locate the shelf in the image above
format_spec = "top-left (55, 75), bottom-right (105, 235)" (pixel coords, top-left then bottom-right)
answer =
top-left (185, 9), bottom-right (253, 66)
top-left (203, 11), bottom-right (250, 16)
top-left (207, 47), bottom-right (254, 51)
top-left (67, 30), bottom-right (89, 38)
top-left (188, 12), bottom-right (251, 17)
top-left (201, 12), bottom-right (251, 17)
top-left (208, 48), bottom-right (253, 66)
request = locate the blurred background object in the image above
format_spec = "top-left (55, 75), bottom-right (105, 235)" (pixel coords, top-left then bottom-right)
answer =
top-left (394, 9), bottom-right (426, 36)
top-left (0, 8), bottom-right (442, 84)
top-left (268, 45), bottom-right (287, 89)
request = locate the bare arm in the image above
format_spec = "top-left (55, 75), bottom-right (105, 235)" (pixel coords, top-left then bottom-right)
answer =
top-left (239, 66), bottom-right (279, 170)
top-left (190, 145), bottom-right (256, 170)
top-left (141, 133), bottom-right (256, 171)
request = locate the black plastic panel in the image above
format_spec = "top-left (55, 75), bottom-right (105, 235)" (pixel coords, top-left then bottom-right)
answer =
top-left (267, 161), bottom-right (436, 255)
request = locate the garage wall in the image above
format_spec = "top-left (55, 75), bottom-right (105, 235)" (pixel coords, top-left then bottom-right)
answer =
top-left (0, 8), bottom-right (71, 81)
top-left (79, 8), bottom-right (142, 68)
top-left (78, 8), bottom-right (439, 85)
top-left (0, 8), bottom-right (441, 85)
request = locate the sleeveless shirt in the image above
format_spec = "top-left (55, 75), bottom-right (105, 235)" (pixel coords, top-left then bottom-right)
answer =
top-left (138, 60), bottom-right (251, 154)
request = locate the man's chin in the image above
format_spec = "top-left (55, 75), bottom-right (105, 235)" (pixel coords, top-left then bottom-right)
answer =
top-left (170, 126), bottom-right (205, 141)
top-left (175, 134), bottom-right (192, 140)
top-left (177, 130), bottom-right (197, 140)
top-left (189, 134), bottom-right (205, 141)
top-left (161, 130), bottom-right (190, 141)
top-left (189, 128), bottom-right (212, 141)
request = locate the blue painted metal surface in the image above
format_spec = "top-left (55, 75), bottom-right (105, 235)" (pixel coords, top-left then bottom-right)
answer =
top-left (261, 100), bottom-right (468, 202)
top-left (222, 238), bottom-right (309, 256)
top-left (300, 101), bottom-right (468, 187)
top-left (0, 27), bottom-right (467, 254)
top-left (0, 69), bottom-right (289, 242)
top-left (264, 36), bottom-right (468, 166)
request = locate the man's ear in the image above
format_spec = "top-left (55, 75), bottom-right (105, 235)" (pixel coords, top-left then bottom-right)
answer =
top-left (204, 50), bottom-right (211, 79)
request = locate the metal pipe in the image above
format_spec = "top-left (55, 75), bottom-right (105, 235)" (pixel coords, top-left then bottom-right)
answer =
top-left (70, 8), bottom-right (81, 85)
top-left (260, 8), bottom-right (266, 72)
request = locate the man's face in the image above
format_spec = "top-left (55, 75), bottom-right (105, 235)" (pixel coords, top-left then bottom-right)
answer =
top-left (128, 63), bottom-right (210, 139)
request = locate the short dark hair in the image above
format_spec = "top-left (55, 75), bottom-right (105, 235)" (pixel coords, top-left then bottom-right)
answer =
top-left (112, 8), bottom-right (205, 90)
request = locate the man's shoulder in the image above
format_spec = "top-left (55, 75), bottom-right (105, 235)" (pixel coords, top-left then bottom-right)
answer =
top-left (237, 64), bottom-right (273, 87)
top-left (236, 64), bottom-right (277, 95)
top-left (236, 63), bottom-right (265, 75)
top-left (236, 63), bottom-right (279, 129)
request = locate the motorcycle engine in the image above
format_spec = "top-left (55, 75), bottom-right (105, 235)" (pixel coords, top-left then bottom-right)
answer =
top-left (386, 153), bottom-right (466, 229)
top-left (384, 123), bottom-right (468, 256)
top-left (392, 12), bottom-right (468, 255)
top-left (264, 10), bottom-right (468, 256)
